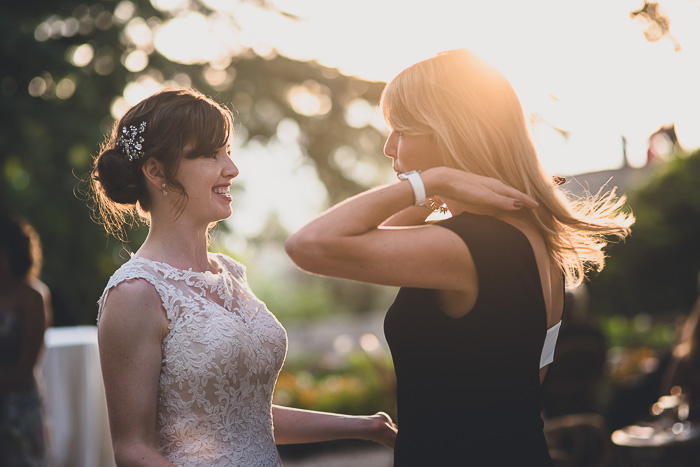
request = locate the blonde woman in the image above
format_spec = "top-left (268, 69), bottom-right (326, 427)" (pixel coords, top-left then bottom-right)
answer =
top-left (286, 49), bottom-right (633, 466)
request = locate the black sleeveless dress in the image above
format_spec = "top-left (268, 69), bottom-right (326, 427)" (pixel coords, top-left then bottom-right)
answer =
top-left (384, 212), bottom-right (555, 466)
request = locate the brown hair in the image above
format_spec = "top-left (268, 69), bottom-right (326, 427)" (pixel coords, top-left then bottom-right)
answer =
top-left (90, 88), bottom-right (233, 240)
top-left (381, 49), bottom-right (634, 285)
top-left (0, 210), bottom-right (43, 281)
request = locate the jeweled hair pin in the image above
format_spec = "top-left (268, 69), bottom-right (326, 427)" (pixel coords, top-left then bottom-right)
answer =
top-left (116, 121), bottom-right (147, 161)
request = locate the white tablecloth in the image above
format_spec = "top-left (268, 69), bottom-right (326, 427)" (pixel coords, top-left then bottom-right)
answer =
top-left (42, 326), bottom-right (115, 467)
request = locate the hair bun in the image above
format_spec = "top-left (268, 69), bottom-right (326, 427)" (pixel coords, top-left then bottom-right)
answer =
top-left (94, 149), bottom-right (145, 205)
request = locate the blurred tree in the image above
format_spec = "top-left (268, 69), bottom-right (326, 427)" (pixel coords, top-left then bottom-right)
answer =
top-left (1, 0), bottom-right (389, 323)
top-left (588, 149), bottom-right (700, 317)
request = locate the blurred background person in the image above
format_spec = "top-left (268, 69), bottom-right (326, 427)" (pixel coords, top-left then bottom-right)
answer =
top-left (0, 209), bottom-right (53, 466)
top-left (660, 270), bottom-right (700, 420)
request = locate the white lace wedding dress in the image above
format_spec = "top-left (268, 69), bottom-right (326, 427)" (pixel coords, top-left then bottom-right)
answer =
top-left (98, 253), bottom-right (287, 466)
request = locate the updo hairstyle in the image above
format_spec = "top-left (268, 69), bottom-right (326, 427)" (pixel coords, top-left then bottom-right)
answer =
top-left (90, 88), bottom-right (233, 239)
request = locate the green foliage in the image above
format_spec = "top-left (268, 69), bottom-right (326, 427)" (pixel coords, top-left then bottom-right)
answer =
top-left (274, 350), bottom-right (397, 418)
top-left (1, 1), bottom-right (389, 323)
top-left (600, 314), bottom-right (677, 350)
top-left (251, 274), bottom-right (343, 321)
top-left (588, 149), bottom-right (700, 317)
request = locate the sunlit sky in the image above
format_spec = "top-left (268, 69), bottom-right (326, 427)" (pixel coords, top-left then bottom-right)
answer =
top-left (104, 0), bottom-right (700, 236)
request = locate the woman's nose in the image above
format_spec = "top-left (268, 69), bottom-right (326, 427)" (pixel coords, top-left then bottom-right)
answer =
top-left (224, 160), bottom-right (239, 179)
top-left (384, 133), bottom-right (397, 159)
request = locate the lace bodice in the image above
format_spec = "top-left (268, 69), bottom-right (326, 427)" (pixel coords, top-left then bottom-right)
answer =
top-left (97, 253), bottom-right (287, 466)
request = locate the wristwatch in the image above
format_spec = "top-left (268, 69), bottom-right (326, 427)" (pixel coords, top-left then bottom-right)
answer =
top-left (397, 170), bottom-right (426, 207)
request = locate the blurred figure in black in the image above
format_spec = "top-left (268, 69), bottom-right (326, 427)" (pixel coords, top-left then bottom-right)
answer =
top-left (660, 270), bottom-right (700, 420)
top-left (0, 210), bottom-right (52, 466)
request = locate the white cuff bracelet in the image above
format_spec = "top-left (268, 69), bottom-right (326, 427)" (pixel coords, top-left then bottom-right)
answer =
top-left (398, 170), bottom-right (426, 207)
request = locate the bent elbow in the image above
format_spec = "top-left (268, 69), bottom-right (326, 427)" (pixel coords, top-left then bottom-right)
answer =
top-left (285, 232), bottom-right (326, 273)
top-left (284, 234), bottom-right (302, 265)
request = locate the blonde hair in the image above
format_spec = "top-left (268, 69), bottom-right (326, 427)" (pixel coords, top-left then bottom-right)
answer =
top-left (380, 49), bottom-right (634, 285)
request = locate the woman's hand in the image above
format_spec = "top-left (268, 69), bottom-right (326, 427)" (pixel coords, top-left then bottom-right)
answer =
top-left (422, 167), bottom-right (538, 211)
top-left (365, 411), bottom-right (398, 449)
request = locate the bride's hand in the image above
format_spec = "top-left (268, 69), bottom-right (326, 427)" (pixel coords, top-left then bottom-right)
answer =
top-left (424, 167), bottom-right (538, 211)
top-left (366, 411), bottom-right (398, 449)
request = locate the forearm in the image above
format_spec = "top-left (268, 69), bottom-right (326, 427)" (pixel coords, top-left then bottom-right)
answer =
top-left (272, 405), bottom-right (377, 445)
top-left (287, 168), bottom-right (444, 246)
top-left (381, 205), bottom-right (432, 227)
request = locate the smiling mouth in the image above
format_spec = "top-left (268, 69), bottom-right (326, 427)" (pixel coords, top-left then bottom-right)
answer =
top-left (213, 186), bottom-right (231, 196)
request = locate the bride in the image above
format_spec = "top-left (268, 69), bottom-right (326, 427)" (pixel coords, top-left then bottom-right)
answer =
top-left (89, 88), bottom-right (398, 466)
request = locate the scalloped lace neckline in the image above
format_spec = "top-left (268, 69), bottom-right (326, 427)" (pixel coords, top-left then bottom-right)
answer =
top-left (131, 254), bottom-right (224, 279)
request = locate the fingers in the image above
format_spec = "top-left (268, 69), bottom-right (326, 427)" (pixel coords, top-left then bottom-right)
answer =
top-left (477, 177), bottom-right (538, 210)
top-left (436, 167), bottom-right (539, 212)
top-left (373, 411), bottom-right (398, 448)
top-left (498, 184), bottom-right (539, 209)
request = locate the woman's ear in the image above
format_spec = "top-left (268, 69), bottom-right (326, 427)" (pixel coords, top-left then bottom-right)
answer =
top-left (142, 158), bottom-right (165, 190)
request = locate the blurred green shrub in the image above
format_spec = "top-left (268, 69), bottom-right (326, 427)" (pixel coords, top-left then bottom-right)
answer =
top-left (274, 350), bottom-right (397, 419)
top-left (588, 149), bottom-right (700, 317)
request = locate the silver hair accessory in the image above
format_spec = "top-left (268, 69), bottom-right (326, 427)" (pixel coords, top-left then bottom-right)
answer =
top-left (116, 121), bottom-right (147, 161)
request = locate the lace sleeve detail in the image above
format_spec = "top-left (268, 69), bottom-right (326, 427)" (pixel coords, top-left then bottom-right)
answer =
top-left (97, 261), bottom-right (178, 327)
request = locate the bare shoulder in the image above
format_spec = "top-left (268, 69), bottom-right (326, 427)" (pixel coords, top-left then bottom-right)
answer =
top-left (16, 281), bottom-right (44, 305)
top-left (100, 278), bottom-right (168, 339)
top-left (9, 281), bottom-right (44, 317)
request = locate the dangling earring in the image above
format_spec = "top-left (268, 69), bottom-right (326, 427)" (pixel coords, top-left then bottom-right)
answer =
top-left (162, 182), bottom-right (168, 196)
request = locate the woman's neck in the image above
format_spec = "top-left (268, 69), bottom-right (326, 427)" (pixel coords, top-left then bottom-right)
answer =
top-left (136, 218), bottom-right (216, 273)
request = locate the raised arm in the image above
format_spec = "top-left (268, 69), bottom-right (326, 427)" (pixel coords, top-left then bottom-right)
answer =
top-left (98, 280), bottom-right (174, 467)
top-left (285, 166), bottom-right (537, 290)
top-left (272, 405), bottom-right (397, 448)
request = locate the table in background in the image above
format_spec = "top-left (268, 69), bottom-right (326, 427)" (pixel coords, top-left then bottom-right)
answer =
top-left (41, 326), bottom-right (115, 467)
top-left (611, 419), bottom-right (700, 466)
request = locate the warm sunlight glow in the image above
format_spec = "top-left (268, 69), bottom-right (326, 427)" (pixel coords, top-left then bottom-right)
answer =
top-left (114, 1), bottom-right (136, 24)
top-left (154, 12), bottom-right (216, 64)
top-left (124, 50), bottom-right (149, 72)
top-left (56, 77), bottom-right (76, 99)
top-left (359, 333), bottom-right (381, 353)
top-left (286, 81), bottom-right (332, 117)
top-left (344, 98), bottom-right (379, 129)
top-left (102, 0), bottom-right (699, 237)
top-left (110, 96), bottom-right (130, 120)
top-left (253, 0), bottom-right (700, 168)
top-left (151, 0), bottom-right (192, 13)
top-left (123, 76), bottom-right (164, 106)
top-left (124, 17), bottom-right (153, 49)
top-left (70, 44), bottom-right (95, 67)
top-left (28, 76), bottom-right (48, 97)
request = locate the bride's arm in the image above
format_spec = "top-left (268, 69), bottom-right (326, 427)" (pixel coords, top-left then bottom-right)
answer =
top-left (272, 405), bottom-right (397, 448)
top-left (98, 281), bottom-right (174, 467)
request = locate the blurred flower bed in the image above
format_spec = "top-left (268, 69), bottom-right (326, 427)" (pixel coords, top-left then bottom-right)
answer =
top-left (274, 349), bottom-right (397, 418)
